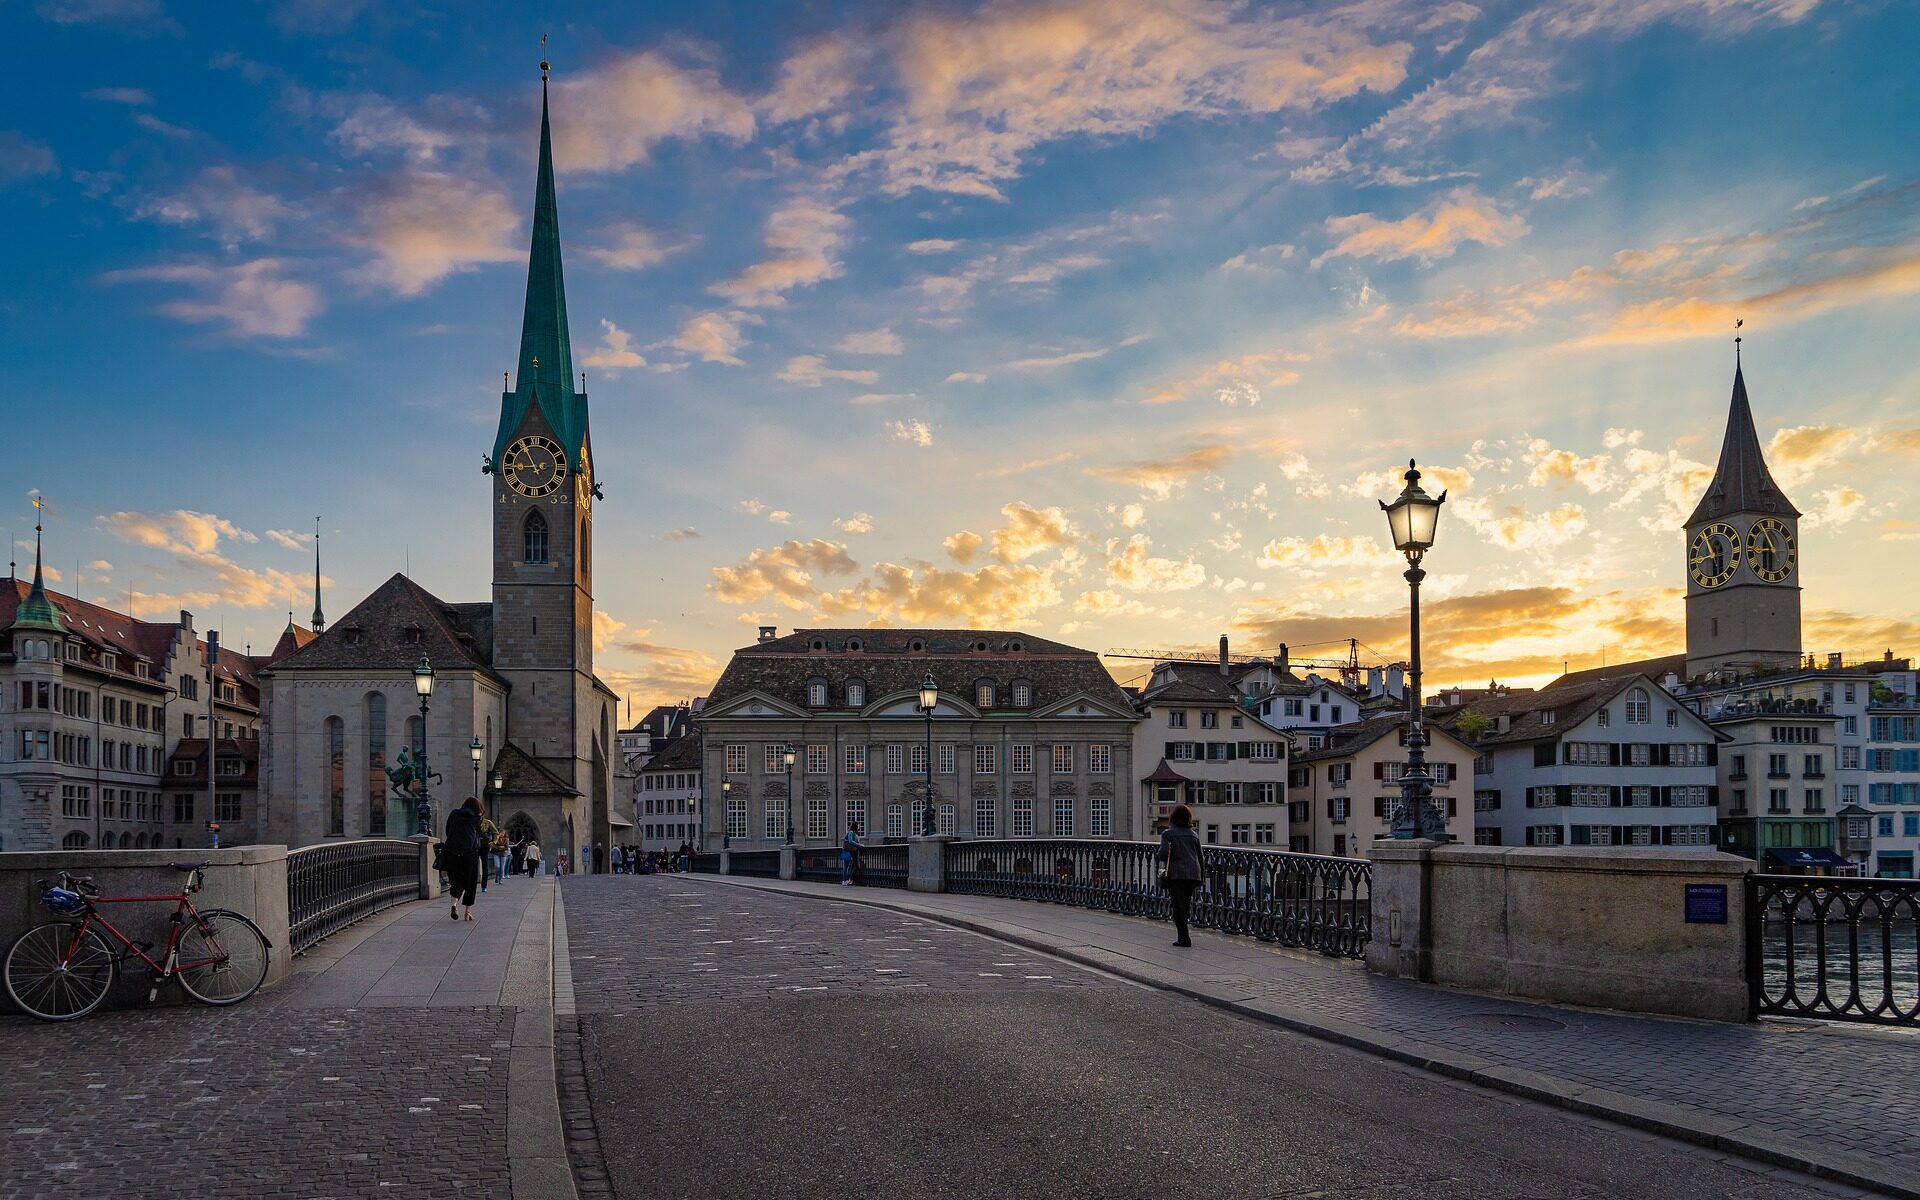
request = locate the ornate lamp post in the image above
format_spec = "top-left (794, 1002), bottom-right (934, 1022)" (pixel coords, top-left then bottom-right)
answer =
top-left (468, 736), bottom-right (484, 802)
top-left (919, 673), bottom-right (939, 836)
top-left (722, 779), bottom-right (733, 849)
top-left (783, 744), bottom-right (796, 845)
top-left (1379, 461), bottom-right (1449, 841)
top-left (412, 656), bottom-right (436, 837)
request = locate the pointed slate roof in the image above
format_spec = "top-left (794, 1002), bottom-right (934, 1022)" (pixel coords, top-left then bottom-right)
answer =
top-left (8, 523), bottom-right (62, 633)
top-left (493, 739), bottom-right (580, 798)
top-left (1685, 362), bottom-right (1799, 526)
top-left (492, 76), bottom-right (587, 472)
top-left (262, 573), bottom-right (497, 678)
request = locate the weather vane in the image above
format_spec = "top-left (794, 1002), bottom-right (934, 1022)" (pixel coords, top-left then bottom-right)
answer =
top-left (1735, 317), bottom-right (1743, 359)
top-left (541, 32), bottom-right (550, 80)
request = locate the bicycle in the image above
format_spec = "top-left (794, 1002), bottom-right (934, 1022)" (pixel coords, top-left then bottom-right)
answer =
top-left (4, 862), bottom-right (272, 1022)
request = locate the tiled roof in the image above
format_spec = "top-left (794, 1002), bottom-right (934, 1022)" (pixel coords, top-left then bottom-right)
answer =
top-left (1686, 364), bottom-right (1799, 525)
top-left (642, 733), bottom-right (702, 773)
top-left (1542, 655), bottom-right (1686, 692)
top-left (164, 737), bottom-right (261, 785)
top-left (493, 740), bottom-right (578, 798)
top-left (1439, 676), bottom-right (1644, 746)
top-left (1141, 757), bottom-right (1190, 784)
top-left (0, 578), bottom-right (261, 695)
top-left (266, 622), bottom-right (317, 664)
top-left (1138, 661), bottom-right (1244, 706)
top-left (1293, 718), bottom-right (1403, 764)
top-left (263, 573), bottom-right (497, 678)
top-left (708, 628), bottom-right (1128, 711)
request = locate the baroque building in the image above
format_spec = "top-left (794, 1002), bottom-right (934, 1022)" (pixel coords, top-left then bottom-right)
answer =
top-left (259, 72), bottom-right (617, 867)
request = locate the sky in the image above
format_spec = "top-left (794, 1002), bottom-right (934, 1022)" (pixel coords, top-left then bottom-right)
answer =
top-left (3, 0), bottom-right (1918, 714)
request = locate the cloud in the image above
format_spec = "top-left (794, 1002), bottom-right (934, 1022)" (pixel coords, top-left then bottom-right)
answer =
top-left (671, 310), bottom-right (753, 365)
top-left (835, 512), bottom-right (875, 535)
top-left (346, 171), bottom-right (520, 296)
top-left (1105, 534), bottom-right (1206, 592)
top-left (264, 529), bottom-right (307, 552)
top-left (909, 239), bottom-right (962, 254)
top-left (709, 198), bottom-right (849, 307)
top-left (852, 392), bottom-right (912, 405)
top-left (1454, 498), bottom-right (1590, 550)
top-left (0, 132), bottom-right (59, 187)
top-left (131, 112), bottom-right (192, 139)
top-left (95, 508), bottom-right (316, 613)
top-left (1109, 503), bottom-right (1147, 529)
top-left (709, 539), bottom-right (860, 609)
top-left (1007, 334), bottom-right (1148, 370)
top-left (659, 527), bottom-right (701, 542)
top-left (993, 450), bottom-right (1077, 477)
top-left (946, 371), bottom-right (987, 383)
top-left (327, 94), bottom-right (476, 162)
top-left (760, 38), bottom-right (864, 125)
top-left (133, 166), bottom-right (293, 250)
top-left (779, 355), bottom-right (880, 387)
top-left (1217, 242), bottom-right (1297, 274)
top-left (989, 502), bottom-right (1077, 564)
top-left (36, 0), bottom-right (179, 34)
top-left (592, 610), bottom-right (628, 656)
top-left (1338, 463), bottom-right (1474, 501)
top-left (870, 0), bottom-right (1409, 198)
top-left (1085, 445), bottom-right (1234, 500)
top-left (603, 642), bottom-right (728, 709)
top-left (587, 225), bottom-right (683, 271)
top-left (582, 319), bottom-right (647, 374)
top-left (944, 531), bottom-right (984, 564)
top-left (1613, 446), bottom-right (1716, 530)
top-left (1764, 425), bottom-right (1860, 488)
top-left (1257, 534), bottom-right (1398, 573)
top-left (102, 258), bottom-right (322, 338)
top-left (887, 419), bottom-right (934, 446)
top-left (84, 86), bottom-right (152, 106)
top-left (816, 561), bottom-right (1064, 627)
top-left (1073, 589), bottom-right (1153, 618)
top-left (1522, 437), bottom-right (1616, 492)
top-left (552, 50), bottom-right (755, 173)
top-left (1143, 350), bottom-right (1305, 405)
top-left (1315, 188), bottom-right (1528, 268)
top-left (835, 327), bottom-right (905, 355)
top-left (738, 500), bottom-right (792, 524)
top-left (1804, 486), bottom-right (1866, 529)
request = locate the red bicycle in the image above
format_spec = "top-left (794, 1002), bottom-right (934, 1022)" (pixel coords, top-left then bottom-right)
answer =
top-left (4, 862), bottom-right (271, 1022)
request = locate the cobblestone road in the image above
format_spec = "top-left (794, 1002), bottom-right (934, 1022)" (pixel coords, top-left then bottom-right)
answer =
top-left (565, 877), bottom-right (1884, 1200)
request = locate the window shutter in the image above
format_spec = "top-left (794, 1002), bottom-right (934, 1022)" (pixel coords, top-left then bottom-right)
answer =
top-left (1708, 786), bottom-right (1719, 805)
top-left (1557, 784), bottom-right (1572, 805)
top-left (1373, 762), bottom-right (1385, 780)
top-left (1707, 745), bottom-right (1718, 766)
top-left (1610, 786), bottom-right (1623, 807)
top-left (1164, 741), bottom-right (1176, 759)
top-left (1609, 744), bottom-right (1621, 766)
top-left (1238, 741), bottom-right (1250, 758)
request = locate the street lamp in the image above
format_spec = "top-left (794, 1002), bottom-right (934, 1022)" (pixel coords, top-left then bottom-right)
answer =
top-left (468, 736), bottom-right (484, 801)
top-left (412, 656), bottom-right (436, 837)
top-left (783, 744), bottom-right (796, 845)
top-left (1379, 460), bottom-right (1448, 841)
top-left (722, 779), bottom-right (732, 849)
top-left (918, 673), bottom-right (939, 836)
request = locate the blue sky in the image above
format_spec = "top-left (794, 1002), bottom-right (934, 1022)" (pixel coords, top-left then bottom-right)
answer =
top-left (3, 0), bottom-right (1918, 709)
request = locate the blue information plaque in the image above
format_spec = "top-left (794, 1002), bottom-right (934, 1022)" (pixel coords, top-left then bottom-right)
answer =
top-left (1685, 883), bottom-right (1728, 924)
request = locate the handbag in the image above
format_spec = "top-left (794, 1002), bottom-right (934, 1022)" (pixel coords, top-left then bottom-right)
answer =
top-left (431, 842), bottom-right (447, 873)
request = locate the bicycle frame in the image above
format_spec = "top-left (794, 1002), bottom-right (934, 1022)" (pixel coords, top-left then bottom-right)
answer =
top-left (55, 890), bottom-right (231, 1002)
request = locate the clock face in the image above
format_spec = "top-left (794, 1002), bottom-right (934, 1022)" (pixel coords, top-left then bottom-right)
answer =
top-left (1689, 522), bottom-right (1740, 589)
top-left (1745, 517), bottom-right (1796, 583)
top-left (503, 435), bottom-right (566, 499)
top-left (575, 445), bottom-right (593, 514)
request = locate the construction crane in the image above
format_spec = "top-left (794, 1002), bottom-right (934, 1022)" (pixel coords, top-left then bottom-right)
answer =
top-left (1103, 638), bottom-right (1393, 693)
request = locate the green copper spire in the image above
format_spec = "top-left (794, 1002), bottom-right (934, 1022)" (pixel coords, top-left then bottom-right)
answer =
top-left (11, 505), bottom-right (64, 633)
top-left (493, 69), bottom-right (587, 472)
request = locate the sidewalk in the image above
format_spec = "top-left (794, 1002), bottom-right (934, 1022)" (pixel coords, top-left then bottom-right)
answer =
top-left (0, 873), bottom-right (575, 1200)
top-left (702, 876), bottom-right (1920, 1200)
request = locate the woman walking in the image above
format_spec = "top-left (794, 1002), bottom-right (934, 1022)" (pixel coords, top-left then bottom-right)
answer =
top-left (1158, 804), bottom-right (1205, 948)
top-left (840, 822), bottom-right (862, 886)
top-left (524, 838), bottom-right (542, 877)
top-left (443, 797), bottom-right (487, 922)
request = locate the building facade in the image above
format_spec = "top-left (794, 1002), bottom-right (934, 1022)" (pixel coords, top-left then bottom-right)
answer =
top-left (697, 629), bottom-right (1138, 851)
top-left (1711, 707), bottom-right (1846, 870)
top-left (636, 732), bottom-right (701, 850)
top-left (1288, 716), bottom-right (1475, 857)
top-left (1129, 652), bottom-right (1290, 846)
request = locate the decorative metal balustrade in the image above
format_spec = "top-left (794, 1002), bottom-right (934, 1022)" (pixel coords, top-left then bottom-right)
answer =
top-left (287, 839), bottom-right (423, 955)
top-left (1747, 874), bottom-right (1920, 1026)
top-left (727, 849), bottom-right (783, 879)
top-left (853, 843), bottom-right (908, 890)
top-left (943, 839), bottom-right (1372, 959)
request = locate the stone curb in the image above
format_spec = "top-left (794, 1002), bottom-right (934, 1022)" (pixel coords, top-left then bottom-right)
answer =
top-left (702, 876), bottom-right (1920, 1200)
top-left (507, 877), bottom-right (579, 1200)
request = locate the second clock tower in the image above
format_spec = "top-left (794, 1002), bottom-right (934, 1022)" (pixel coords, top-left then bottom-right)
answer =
top-left (1683, 356), bottom-right (1802, 679)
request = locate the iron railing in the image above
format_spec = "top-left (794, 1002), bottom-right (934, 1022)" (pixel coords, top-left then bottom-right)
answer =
top-left (795, 847), bottom-right (844, 884)
top-left (944, 839), bottom-right (1371, 958)
top-left (855, 843), bottom-right (908, 890)
top-left (287, 839), bottom-right (422, 955)
top-left (689, 852), bottom-right (723, 874)
top-left (728, 849), bottom-right (783, 879)
top-left (1747, 874), bottom-right (1920, 1025)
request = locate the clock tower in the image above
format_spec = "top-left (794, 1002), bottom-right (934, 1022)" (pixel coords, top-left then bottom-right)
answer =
top-left (1683, 356), bottom-right (1801, 679)
top-left (487, 68), bottom-right (606, 841)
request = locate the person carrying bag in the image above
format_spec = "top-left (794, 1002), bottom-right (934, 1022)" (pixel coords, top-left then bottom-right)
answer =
top-left (1157, 804), bottom-right (1205, 948)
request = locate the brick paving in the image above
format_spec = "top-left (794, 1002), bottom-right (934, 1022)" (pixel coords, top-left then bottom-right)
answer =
top-left (0, 876), bottom-right (553, 1200)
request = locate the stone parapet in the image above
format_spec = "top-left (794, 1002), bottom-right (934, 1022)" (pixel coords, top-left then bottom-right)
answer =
top-left (908, 835), bottom-right (953, 892)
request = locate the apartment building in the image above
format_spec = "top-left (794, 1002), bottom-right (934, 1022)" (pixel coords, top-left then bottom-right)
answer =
top-left (1288, 715), bottom-right (1475, 857)
top-left (1129, 652), bottom-right (1290, 845)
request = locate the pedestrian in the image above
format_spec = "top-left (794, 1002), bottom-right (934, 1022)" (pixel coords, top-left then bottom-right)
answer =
top-left (509, 838), bottom-right (526, 877)
top-left (594, 841), bottom-right (607, 874)
top-left (475, 808), bottom-right (500, 894)
top-left (525, 838), bottom-right (542, 877)
top-left (490, 829), bottom-right (510, 886)
top-left (840, 822), bottom-right (862, 886)
top-left (678, 840), bottom-right (692, 873)
top-left (1157, 804), bottom-right (1205, 948)
top-left (443, 797), bottom-right (487, 922)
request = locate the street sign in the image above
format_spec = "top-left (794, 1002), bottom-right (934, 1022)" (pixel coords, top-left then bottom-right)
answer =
top-left (1684, 883), bottom-right (1728, 924)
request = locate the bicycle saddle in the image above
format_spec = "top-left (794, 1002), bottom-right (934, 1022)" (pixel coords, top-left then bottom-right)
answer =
top-left (170, 861), bottom-right (213, 872)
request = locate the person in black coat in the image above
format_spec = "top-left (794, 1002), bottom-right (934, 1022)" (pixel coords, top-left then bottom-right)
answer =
top-left (444, 797), bottom-right (487, 922)
top-left (1158, 804), bottom-right (1206, 948)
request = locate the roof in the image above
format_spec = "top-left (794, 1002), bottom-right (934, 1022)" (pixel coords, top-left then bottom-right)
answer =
top-left (642, 733), bottom-right (702, 773)
top-left (1138, 660), bottom-right (1244, 706)
top-left (1293, 713), bottom-right (1474, 764)
top-left (1685, 362), bottom-right (1799, 526)
top-left (707, 628), bottom-right (1131, 712)
top-left (165, 737), bottom-right (260, 785)
top-left (1439, 676), bottom-right (1645, 746)
top-left (493, 740), bottom-right (579, 798)
top-left (633, 703), bottom-right (695, 740)
top-left (0, 578), bottom-right (262, 696)
top-left (8, 532), bottom-right (62, 632)
top-left (1544, 654), bottom-right (1687, 692)
top-left (266, 621), bottom-right (317, 663)
top-left (263, 573), bottom-right (496, 678)
top-left (1141, 757), bottom-right (1190, 784)
top-left (493, 77), bottom-right (587, 471)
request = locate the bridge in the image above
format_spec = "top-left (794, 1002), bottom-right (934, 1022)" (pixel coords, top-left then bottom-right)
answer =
top-left (1, 839), bottom-right (1916, 1199)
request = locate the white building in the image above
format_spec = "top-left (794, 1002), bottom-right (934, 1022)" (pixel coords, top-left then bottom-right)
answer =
top-left (1129, 648), bottom-right (1291, 845)
top-left (635, 732), bottom-right (701, 851)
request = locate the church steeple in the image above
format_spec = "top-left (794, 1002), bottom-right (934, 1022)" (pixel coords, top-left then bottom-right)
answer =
top-left (1684, 359), bottom-right (1799, 527)
top-left (309, 516), bottom-right (326, 634)
top-left (10, 501), bottom-right (64, 633)
top-left (492, 66), bottom-right (586, 473)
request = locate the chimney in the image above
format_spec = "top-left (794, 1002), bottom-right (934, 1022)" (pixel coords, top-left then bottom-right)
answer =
top-left (1278, 643), bottom-right (1289, 675)
top-left (1663, 671), bottom-right (1681, 689)
top-left (1827, 652), bottom-right (1844, 669)
top-left (1368, 666), bottom-right (1383, 695)
top-left (758, 625), bottom-right (777, 643)
top-left (1218, 634), bottom-right (1230, 676)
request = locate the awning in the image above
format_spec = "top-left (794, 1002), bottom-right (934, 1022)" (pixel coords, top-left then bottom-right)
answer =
top-left (1765, 847), bottom-right (1855, 869)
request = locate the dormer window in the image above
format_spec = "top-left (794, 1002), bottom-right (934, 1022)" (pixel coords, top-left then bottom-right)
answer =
top-left (846, 637), bottom-right (863, 652)
top-left (846, 679), bottom-right (866, 707)
top-left (908, 638), bottom-right (926, 653)
top-left (404, 626), bottom-right (423, 644)
top-left (343, 627), bottom-right (364, 645)
top-left (809, 637), bottom-right (828, 652)
top-left (1008, 639), bottom-right (1024, 653)
top-left (1011, 680), bottom-right (1033, 707)
top-left (807, 677), bottom-right (829, 707)
top-left (976, 681), bottom-right (995, 708)
top-left (971, 639), bottom-right (989, 652)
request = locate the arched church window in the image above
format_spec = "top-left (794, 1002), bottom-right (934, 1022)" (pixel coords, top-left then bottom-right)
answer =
top-left (365, 694), bottom-right (387, 836)
top-left (580, 517), bottom-right (590, 576)
top-left (1626, 688), bottom-right (1651, 724)
top-left (524, 510), bottom-right (549, 564)
top-left (326, 716), bottom-right (345, 837)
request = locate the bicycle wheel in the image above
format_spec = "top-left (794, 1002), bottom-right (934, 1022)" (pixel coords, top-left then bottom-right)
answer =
top-left (174, 910), bottom-right (270, 1006)
top-left (5, 922), bottom-right (117, 1022)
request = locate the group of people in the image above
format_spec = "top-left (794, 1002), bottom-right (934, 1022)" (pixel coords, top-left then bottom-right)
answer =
top-left (440, 797), bottom-right (545, 922)
top-left (610, 842), bottom-right (694, 874)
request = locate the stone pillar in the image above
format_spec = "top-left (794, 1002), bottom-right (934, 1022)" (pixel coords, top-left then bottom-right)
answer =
top-left (413, 834), bottom-right (439, 899)
top-left (778, 846), bottom-right (797, 881)
top-left (719, 849), bottom-right (731, 875)
top-left (908, 835), bottom-right (952, 893)
top-left (1365, 839), bottom-right (1440, 983)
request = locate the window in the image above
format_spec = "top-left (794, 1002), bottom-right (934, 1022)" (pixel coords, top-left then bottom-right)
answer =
top-left (975, 682), bottom-right (995, 708)
top-left (1090, 795), bottom-right (1112, 837)
top-left (846, 680), bottom-right (865, 707)
top-left (1907, 814), bottom-right (1920, 838)
top-left (1804, 789), bottom-right (1825, 813)
top-left (62, 831), bottom-right (89, 850)
top-left (1200, 711), bottom-right (1219, 729)
top-left (1222, 783), bottom-right (1242, 805)
top-left (173, 759), bottom-right (193, 777)
top-left (726, 795), bottom-right (748, 839)
top-left (1527, 826), bottom-right (1563, 846)
top-left (1012, 795), bottom-right (1034, 837)
top-left (1673, 826), bottom-right (1713, 847)
top-left (937, 804), bottom-right (956, 837)
top-left (726, 744), bottom-right (748, 774)
top-left (806, 744), bottom-right (829, 775)
top-left (1597, 708), bottom-right (1610, 728)
top-left (1768, 753), bottom-right (1789, 778)
top-left (974, 744), bottom-right (996, 775)
top-left (910, 743), bottom-right (928, 776)
top-left (1170, 742), bottom-right (1197, 761)
top-left (1012, 681), bottom-right (1032, 707)
top-left (886, 743), bottom-right (904, 775)
top-left (1475, 790), bottom-right (1501, 812)
top-left (326, 716), bottom-right (345, 837)
top-left (1768, 788), bottom-right (1790, 813)
top-left (845, 744), bottom-right (866, 775)
top-left (1089, 744), bottom-right (1111, 774)
top-left (765, 796), bottom-right (787, 840)
top-left (217, 758), bottom-right (244, 777)
top-left (887, 802), bottom-right (904, 837)
top-left (1256, 782), bottom-right (1278, 805)
top-left (1167, 711), bottom-right (1187, 728)
top-left (1012, 744), bottom-right (1034, 774)
top-left (939, 743), bottom-right (955, 775)
top-left (174, 793), bottom-right (194, 823)
top-left (1054, 797), bottom-right (1075, 837)
top-left (1246, 741), bottom-right (1281, 761)
top-left (215, 793), bottom-right (241, 823)
top-left (807, 680), bottom-right (828, 707)
top-left (1626, 689), bottom-right (1651, 723)
top-left (523, 510), bottom-right (548, 563)
top-left (807, 796), bottom-right (829, 839)
top-left (1329, 763), bottom-right (1351, 788)
top-left (1666, 710), bottom-right (1679, 728)
top-left (1804, 753), bottom-right (1824, 778)
top-left (1841, 746), bottom-right (1861, 769)
top-left (765, 744), bottom-right (787, 774)
top-left (975, 796), bottom-right (996, 837)
top-left (1229, 823), bottom-right (1251, 845)
top-left (1052, 744), bottom-right (1073, 774)
top-left (1254, 823), bottom-right (1276, 845)
top-left (1328, 797), bottom-right (1349, 824)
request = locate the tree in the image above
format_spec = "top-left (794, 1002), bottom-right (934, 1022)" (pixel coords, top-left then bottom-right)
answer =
top-left (1454, 709), bottom-right (1494, 742)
